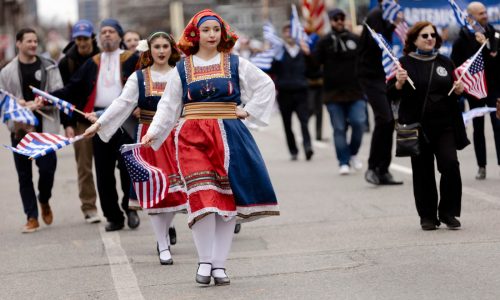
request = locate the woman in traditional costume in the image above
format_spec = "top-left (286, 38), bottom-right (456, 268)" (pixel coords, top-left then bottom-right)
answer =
top-left (84, 32), bottom-right (186, 265)
top-left (141, 9), bottom-right (280, 286)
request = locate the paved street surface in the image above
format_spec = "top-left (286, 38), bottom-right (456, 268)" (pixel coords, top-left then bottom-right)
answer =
top-left (1, 111), bottom-right (499, 300)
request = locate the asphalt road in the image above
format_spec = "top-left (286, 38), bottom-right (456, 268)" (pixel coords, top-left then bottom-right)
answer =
top-left (1, 110), bottom-right (499, 300)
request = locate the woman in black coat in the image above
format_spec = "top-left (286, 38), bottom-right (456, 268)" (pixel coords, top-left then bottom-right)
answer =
top-left (387, 21), bottom-right (470, 231)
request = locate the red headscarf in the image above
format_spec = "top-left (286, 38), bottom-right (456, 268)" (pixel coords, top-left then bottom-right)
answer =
top-left (178, 9), bottom-right (239, 56)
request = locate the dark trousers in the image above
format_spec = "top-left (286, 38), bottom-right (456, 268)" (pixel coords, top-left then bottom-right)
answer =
top-left (307, 86), bottom-right (323, 141)
top-left (11, 134), bottom-right (57, 220)
top-left (467, 95), bottom-right (500, 167)
top-left (359, 79), bottom-right (394, 173)
top-left (277, 89), bottom-right (312, 155)
top-left (410, 127), bottom-right (462, 221)
top-left (93, 130), bottom-right (132, 224)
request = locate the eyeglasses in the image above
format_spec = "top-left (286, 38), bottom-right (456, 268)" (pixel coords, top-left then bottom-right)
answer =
top-left (332, 16), bottom-right (345, 22)
top-left (420, 33), bottom-right (436, 39)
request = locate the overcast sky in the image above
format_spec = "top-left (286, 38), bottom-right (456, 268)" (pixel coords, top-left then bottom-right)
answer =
top-left (37, 0), bottom-right (78, 25)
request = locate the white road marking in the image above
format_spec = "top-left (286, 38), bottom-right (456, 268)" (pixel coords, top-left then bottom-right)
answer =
top-left (99, 226), bottom-right (144, 300)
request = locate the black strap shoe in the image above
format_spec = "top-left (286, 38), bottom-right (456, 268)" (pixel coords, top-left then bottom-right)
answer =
top-left (234, 223), bottom-right (241, 234)
top-left (212, 268), bottom-right (230, 286)
top-left (196, 262), bottom-right (212, 285)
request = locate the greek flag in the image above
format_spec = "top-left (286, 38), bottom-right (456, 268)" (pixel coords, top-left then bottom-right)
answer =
top-left (250, 21), bottom-right (285, 71)
top-left (0, 92), bottom-right (39, 126)
top-left (448, 0), bottom-right (481, 33)
top-left (290, 4), bottom-right (310, 44)
top-left (30, 86), bottom-right (75, 117)
top-left (379, 34), bottom-right (397, 81)
top-left (381, 0), bottom-right (402, 23)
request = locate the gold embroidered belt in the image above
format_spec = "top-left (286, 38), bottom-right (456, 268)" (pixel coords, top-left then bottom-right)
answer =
top-left (139, 109), bottom-right (155, 125)
top-left (183, 102), bottom-right (237, 119)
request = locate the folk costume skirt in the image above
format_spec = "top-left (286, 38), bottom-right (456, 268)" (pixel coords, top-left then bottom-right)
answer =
top-left (133, 116), bottom-right (187, 214)
top-left (175, 102), bottom-right (279, 227)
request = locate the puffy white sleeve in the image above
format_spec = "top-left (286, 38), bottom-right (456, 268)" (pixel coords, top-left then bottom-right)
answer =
top-left (97, 72), bottom-right (139, 142)
top-left (238, 56), bottom-right (276, 126)
top-left (146, 68), bottom-right (183, 150)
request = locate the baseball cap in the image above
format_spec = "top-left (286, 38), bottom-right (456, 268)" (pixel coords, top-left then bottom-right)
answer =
top-left (72, 20), bottom-right (94, 39)
top-left (328, 8), bottom-right (346, 20)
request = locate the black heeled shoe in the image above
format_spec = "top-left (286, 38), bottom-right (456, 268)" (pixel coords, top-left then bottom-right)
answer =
top-left (234, 223), bottom-right (241, 234)
top-left (212, 268), bottom-right (230, 286)
top-left (159, 247), bottom-right (173, 265)
top-left (196, 262), bottom-right (212, 285)
top-left (169, 226), bottom-right (177, 245)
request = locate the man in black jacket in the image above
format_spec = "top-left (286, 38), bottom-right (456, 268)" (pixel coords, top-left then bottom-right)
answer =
top-left (451, 1), bottom-right (500, 180)
top-left (314, 9), bottom-right (367, 175)
top-left (53, 19), bottom-right (140, 231)
top-left (272, 24), bottom-right (314, 161)
top-left (58, 20), bottom-right (101, 224)
top-left (356, 0), bottom-right (403, 185)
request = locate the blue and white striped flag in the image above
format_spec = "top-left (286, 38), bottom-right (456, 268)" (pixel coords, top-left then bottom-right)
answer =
top-left (381, 0), bottom-right (402, 23)
top-left (448, 0), bottom-right (481, 33)
top-left (250, 21), bottom-right (285, 71)
top-left (3, 132), bottom-right (83, 159)
top-left (30, 86), bottom-right (75, 117)
top-left (377, 33), bottom-right (397, 81)
top-left (1, 92), bottom-right (39, 126)
top-left (291, 4), bottom-right (310, 44)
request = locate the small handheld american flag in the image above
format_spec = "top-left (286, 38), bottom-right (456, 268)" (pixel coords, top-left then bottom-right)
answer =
top-left (454, 52), bottom-right (488, 99)
top-left (3, 132), bottom-right (83, 159)
top-left (120, 143), bottom-right (168, 208)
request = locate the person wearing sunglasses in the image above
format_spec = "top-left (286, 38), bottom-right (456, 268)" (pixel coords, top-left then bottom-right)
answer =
top-left (312, 8), bottom-right (367, 175)
top-left (451, 1), bottom-right (500, 181)
top-left (387, 21), bottom-right (470, 231)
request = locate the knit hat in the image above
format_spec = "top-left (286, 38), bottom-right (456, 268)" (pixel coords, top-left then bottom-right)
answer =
top-left (100, 18), bottom-right (124, 37)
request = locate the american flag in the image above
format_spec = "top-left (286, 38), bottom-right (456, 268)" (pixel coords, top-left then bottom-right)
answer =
top-left (395, 21), bottom-right (409, 45)
top-left (3, 132), bottom-right (82, 159)
top-left (454, 52), bottom-right (487, 99)
top-left (30, 86), bottom-right (75, 117)
top-left (301, 0), bottom-right (329, 35)
top-left (448, 0), bottom-right (482, 33)
top-left (0, 92), bottom-right (39, 126)
top-left (120, 143), bottom-right (167, 208)
top-left (291, 4), bottom-right (310, 44)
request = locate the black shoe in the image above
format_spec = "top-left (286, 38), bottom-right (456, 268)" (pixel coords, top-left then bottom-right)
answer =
top-left (421, 219), bottom-right (439, 231)
top-left (159, 247), bottom-right (173, 265)
top-left (169, 226), bottom-right (177, 245)
top-left (234, 223), bottom-right (241, 234)
top-left (439, 215), bottom-right (461, 229)
top-left (127, 211), bottom-right (140, 229)
top-left (105, 221), bottom-right (124, 232)
top-left (212, 268), bottom-right (230, 286)
top-left (305, 149), bottom-right (314, 161)
top-left (196, 262), bottom-right (212, 285)
top-left (365, 169), bottom-right (380, 185)
top-left (379, 172), bottom-right (403, 185)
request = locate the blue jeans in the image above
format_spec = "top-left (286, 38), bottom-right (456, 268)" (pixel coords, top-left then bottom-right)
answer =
top-left (326, 100), bottom-right (367, 166)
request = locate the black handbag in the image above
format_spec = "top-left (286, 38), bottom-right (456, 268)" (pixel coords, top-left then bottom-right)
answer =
top-left (395, 61), bottom-right (435, 157)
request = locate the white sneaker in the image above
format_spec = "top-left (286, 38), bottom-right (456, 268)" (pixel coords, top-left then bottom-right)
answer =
top-left (339, 165), bottom-right (350, 175)
top-left (84, 213), bottom-right (101, 224)
top-left (350, 156), bottom-right (363, 171)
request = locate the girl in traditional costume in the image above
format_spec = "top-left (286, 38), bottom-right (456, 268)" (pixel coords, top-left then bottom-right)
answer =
top-left (141, 9), bottom-right (280, 285)
top-left (84, 32), bottom-right (186, 265)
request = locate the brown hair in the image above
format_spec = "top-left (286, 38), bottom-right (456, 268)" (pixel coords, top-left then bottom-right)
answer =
top-left (137, 32), bottom-right (181, 69)
top-left (403, 21), bottom-right (442, 55)
top-left (188, 26), bottom-right (236, 55)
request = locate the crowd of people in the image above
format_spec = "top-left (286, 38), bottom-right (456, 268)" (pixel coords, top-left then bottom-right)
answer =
top-left (0, 0), bottom-right (499, 286)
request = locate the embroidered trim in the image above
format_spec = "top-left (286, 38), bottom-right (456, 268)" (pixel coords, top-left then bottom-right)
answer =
top-left (218, 119), bottom-right (230, 174)
top-left (174, 120), bottom-right (189, 196)
top-left (144, 67), bottom-right (167, 97)
top-left (184, 170), bottom-right (232, 192)
top-left (187, 185), bottom-right (233, 195)
top-left (183, 102), bottom-right (237, 119)
top-left (184, 53), bottom-right (231, 84)
top-left (144, 204), bottom-right (188, 214)
top-left (188, 207), bottom-right (238, 227)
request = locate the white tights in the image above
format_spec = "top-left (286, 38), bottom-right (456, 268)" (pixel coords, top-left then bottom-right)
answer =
top-left (192, 214), bottom-right (236, 276)
top-left (149, 212), bottom-right (175, 252)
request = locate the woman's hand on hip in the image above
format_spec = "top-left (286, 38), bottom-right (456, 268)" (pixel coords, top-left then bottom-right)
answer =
top-left (236, 107), bottom-right (250, 119)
